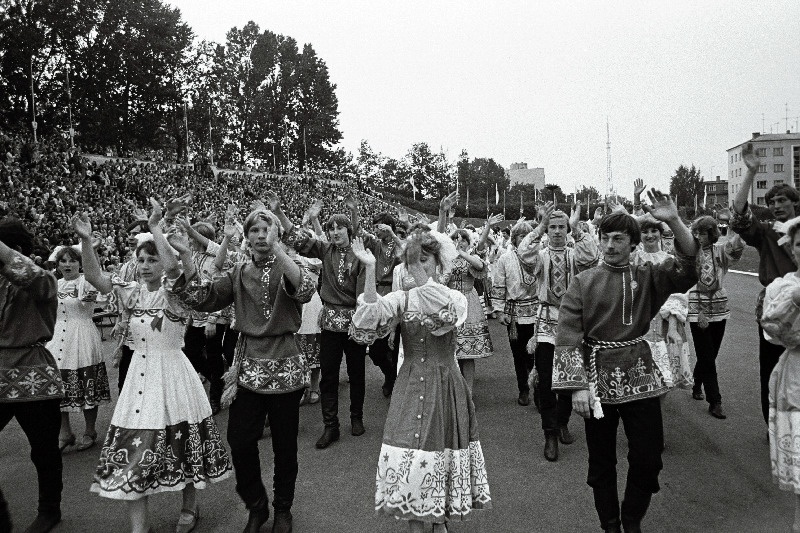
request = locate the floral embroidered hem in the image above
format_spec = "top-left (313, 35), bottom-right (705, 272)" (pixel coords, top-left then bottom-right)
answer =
top-left (60, 362), bottom-right (111, 411)
top-left (375, 441), bottom-right (492, 523)
top-left (91, 417), bottom-right (232, 500)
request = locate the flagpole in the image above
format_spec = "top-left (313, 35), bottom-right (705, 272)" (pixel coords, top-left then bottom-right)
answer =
top-left (503, 188), bottom-right (506, 219)
top-left (208, 102), bottom-right (214, 166)
top-left (183, 102), bottom-right (189, 163)
top-left (30, 56), bottom-right (37, 144)
top-left (466, 186), bottom-right (470, 217)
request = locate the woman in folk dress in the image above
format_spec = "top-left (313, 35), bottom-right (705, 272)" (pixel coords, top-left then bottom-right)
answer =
top-left (47, 245), bottom-right (111, 453)
top-left (350, 233), bottom-right (491, 533)
top-left (73, 203), bottom-right (231, 533)
top-left (761, 218), bottom-right (800, 532)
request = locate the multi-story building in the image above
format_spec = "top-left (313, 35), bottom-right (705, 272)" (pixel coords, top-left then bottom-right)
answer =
top-left (507, 162), bottom-right (545, 189)
top-left (727, 131), bottom-right (800, 206)
top-left (704, 176), bottom-right (728, 208)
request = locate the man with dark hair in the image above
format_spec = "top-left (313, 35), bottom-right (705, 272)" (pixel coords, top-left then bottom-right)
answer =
top-left (0, 216), bottom-right (64, 533)
top-left (552, 192), bottom-right (698, 533)
top-left (731, 143), bottom-right (799, 424)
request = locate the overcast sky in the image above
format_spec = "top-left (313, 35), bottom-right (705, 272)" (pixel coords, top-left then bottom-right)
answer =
top-left (168, 0), bottom-right (799, 196)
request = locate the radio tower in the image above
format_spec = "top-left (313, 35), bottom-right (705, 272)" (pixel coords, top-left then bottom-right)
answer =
top-left (606, 118), bottom-right (615, 199)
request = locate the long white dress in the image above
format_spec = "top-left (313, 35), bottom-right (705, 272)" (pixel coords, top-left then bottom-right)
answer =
top-left (762, 272), bottom-right (800, 493)
top-left (90, 278), bottom-right (232, 500)
top-left (46, 275), bottom-right (110, 411)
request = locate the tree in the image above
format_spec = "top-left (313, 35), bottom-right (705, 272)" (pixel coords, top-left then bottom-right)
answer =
top-left (545, 183), bottom-right (566, 204)
top-left (669, 164), bottom-right (704, 209)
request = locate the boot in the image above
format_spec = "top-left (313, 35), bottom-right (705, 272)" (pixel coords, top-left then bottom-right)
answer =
top-left (621, 486), bottom-right (651, 533)
top-left (351, 417), bottom-right (365, 436)
top-left (709, 402), bottom-right (727, 419)
top-left (272, 510), bottom-right (293, 533)
top-left (544, 434), bottom-right (559, 462)
top-left (243, 498), bottom-right (269, 533)
top-left (23, 510), bottom-right (61, 533)
top-left (559, 425), bottom-right (576, 445)
top-left (315, 427), bottom-right (340, 449)
top-left (603, 518), bottom-right (622, 533)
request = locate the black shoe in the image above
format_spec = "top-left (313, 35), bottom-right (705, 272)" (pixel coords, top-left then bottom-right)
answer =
top-left (603, 518), bottom-right (622, 533)
top-left (559, 425), bottom-right (576, 445)
top-left (709, 403), bottom-right (727, 419)
top-left (23, 511), bottom-right (61, 533)
top-left (315, 427), bottom-right (340, 449)
top-left (517, 391), bottom-right (530, 406)
top-left (621, 519), bottom-right (642, 533)
top-left (351, 418), bottom-right (365, 436)
top-left (272, 510), bottom-right (293, 533)
top-left (243, 501), bottom-right (269, 533)
top-left (381, 381), bottom-right (394, 398)
top-left (544, 434), bottom-right (559, 462)
top-left (692, 390), bottom-right (704, 401)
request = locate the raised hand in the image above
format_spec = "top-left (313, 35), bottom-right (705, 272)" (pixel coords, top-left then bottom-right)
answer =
top-left (440, 191), bottom-right (459, 212)
top-left (148, 197), bottom-right (163, 229)
top-left (344, 195), bottom-right (358, 212)
top-left (251, 199), bottom-right (267, 212)
top-left (351, 236), bottom-right (375, 266)
top-left (633, 179), bottom-right (646, 198)
top-left (397, 206), bottom-right (409, 222)
top-left (306, 199), bottom-right (323, 220)
top-left (264, 191), bottom-right (280, 212)
top-left (165, 193), bottom-right (192, 218)
top-left (643, 189), bottom-right (679, 222)
top-left (166, 229), bottom-right (191, 254)
top-left (71, 212), bottom-right (93, 240)
top-left (741, 142), bottom-right (760, 172)
top-left (487, 213), bottom-right (505, 226)
top-left (593, 206), bottom-right (603, 224)
top-left (569, 201), bottom-right (581, 229)
top-left (223, 217), bottom-right (239, 239)
top-left (716, 206), bottom-right (732, 222)
top-left (607, 196), bottom-right (626, 214)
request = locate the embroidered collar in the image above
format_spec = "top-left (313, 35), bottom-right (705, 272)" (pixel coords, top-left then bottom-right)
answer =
top-left (252, 254), bottom-right (276, 269)
top-left (335, 245), bottom-right (351, 254)
top-left (601, 260), bottom-right (631, 272)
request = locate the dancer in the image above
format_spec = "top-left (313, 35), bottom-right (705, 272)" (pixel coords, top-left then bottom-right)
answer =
top-left (444, 211), bottom-right (501, 392)
top-left (350, 233), bottom-right (491, 532)
top-left (47, 245), bottom-right (111, 453)
top-left (761, 217), bottom-right (800, 532)
top-left (491, 220), bottom-right (537, 407)
top-left (0, 217), bottom-right (64, 533)
top-left (687, 216), bottom-right (743, 419)
top-left (75, 203), bottom-right (231, 533)
top-left (172, 207), bottom-right (315, 533)
top-left (552, 191), bottom-right (698, 533)
top-left (519, 202), bottom-right (598, 461)
top-left (278, 195), bottom-right (371, 448)
top-left (731, 142), bottom-right (799, 424)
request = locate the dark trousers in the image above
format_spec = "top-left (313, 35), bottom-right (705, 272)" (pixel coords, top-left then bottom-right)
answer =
top-left (368, 330), bottom-right (399, 386)
top-left (319, 329), bottom-right (367, 428)
top-left (690, 320), bottom-right (726, 405)
top-left (227, 387), bottom-right (304, 511)
top-left (759, 324), bottom-right (784, 423)
top-left (585, 397), bottom-right (663, 529)
top-left (204, 324), bottom-right (238, 402)
top-left (183, 325), bottom-right (226, 405)
top-left (508, 323), bottom-right (535, 394)
top-left (219, 326), bottom-right (240, 368)
top-left (118, 344), bottom-right (134, 391)
top-left (0, 399), bottom-right (63, 519)
top-left (534, 342), bottom-right (573, 434)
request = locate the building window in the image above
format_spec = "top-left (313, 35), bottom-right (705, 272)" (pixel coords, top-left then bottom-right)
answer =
top-left (758, 165), bottom-right (767, 173)
top-left (756, 181), bottom-right (767, 189)
top-left (774, 147), bottom-right (784, 156)
top-left (775, 180), bottom-right (784, 185)
top-left (757, 196), bottom-right (765, 205)
top-left (756, 148), bottom-right (767, 157)
top-left (775, 164), bottom-right (784, 172)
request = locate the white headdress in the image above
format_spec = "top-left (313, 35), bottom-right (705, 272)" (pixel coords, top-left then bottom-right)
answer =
top-left (775, 216), bottom-right (800, 246)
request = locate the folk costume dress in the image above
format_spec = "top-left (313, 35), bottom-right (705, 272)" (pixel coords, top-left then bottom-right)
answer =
top-left (445, 250), bottom-right (493, 360)
top-left (296, 257), bottom-right (323, 372)
top-left (90, 277), bottom-right (232, 500)
top-left (46, 275), bottom-right (111, 411)
top-left (350, 279), bottom-right (492, 523)
top-left (762, 273), bottom-right (800, 493)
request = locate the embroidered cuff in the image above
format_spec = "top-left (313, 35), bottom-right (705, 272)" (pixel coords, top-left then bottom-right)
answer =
top-left (730, 205), bottom-right (754, 233)
top-left (285, 265), bottom-right (315, 304)
top-left (1, 252), bottom-right (40, 287)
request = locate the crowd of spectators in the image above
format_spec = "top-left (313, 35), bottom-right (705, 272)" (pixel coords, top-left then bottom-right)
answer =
top-left (0, 131), bottom-right (397, 267)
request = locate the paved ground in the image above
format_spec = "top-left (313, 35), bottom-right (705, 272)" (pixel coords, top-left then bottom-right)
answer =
top-left (1, 272), bottom-right (793, 532)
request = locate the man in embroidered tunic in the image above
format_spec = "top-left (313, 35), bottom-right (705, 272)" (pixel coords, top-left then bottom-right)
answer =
top-left (279, 203), bottom-right (372, 449)
top-left (730, 142), bottom-right (799, 423)
top-left (0, 217), bottom-right (64, 533)
top-left (171, 209), bottom-right (314, 533)
top-left (519, 204), bottom-right (598, 461)
top-left (552, 193), bottom-right (698, 533)
top-left (491, 220), bottom-right (538, 406)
